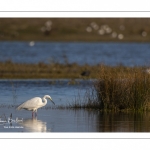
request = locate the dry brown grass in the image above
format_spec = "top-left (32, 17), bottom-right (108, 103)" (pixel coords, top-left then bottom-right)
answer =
top-left (69, 64), bottom-right (150, 111)
top-left (94, 65), bottom-right (150, 111)
top-left (0, 60), bottom-right (99, 79)
top-left (0, 18), bottom-right (150, 42)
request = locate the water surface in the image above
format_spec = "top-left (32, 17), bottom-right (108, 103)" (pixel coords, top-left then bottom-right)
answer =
top-left (0, 79), bottom-right (150, 132)
top-left (1, 108), bottom-right (150, 132)
top-left (1, 41), bottom-right (150, 132)
top-left (0, 41), bottom-right (150, 66)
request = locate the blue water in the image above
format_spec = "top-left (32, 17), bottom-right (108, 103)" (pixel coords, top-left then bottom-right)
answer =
top-left (0, 41), bottom-right (150, 66)
top-left (0, 78), bottom-right (150, 132)
top-left (0, 79), bottom-right (93, 106)
top-left (1, 41), bottom-right (150, 132)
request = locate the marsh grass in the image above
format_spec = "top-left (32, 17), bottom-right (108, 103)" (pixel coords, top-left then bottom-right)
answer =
top-left (0, 60), bottom-right (98, 79)
top-left (68, 65), bottom-right (150, 111)
top-left (67, 86), bottom-right (100, 109)
top-left (10, 81), bottom-right (18, 105)
top-left (94, 65), bottom-right (150, 111)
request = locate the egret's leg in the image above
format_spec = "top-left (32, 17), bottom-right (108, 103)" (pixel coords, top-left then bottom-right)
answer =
top-left (35, 110), bottom-right (37, 117)
top-left (32, 111), bottom-right (34, 117)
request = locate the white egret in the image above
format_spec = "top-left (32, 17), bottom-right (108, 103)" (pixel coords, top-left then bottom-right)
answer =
top-left (16, 95), bottom-right (55, 117)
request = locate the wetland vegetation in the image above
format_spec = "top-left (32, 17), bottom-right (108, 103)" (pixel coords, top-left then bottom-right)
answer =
top-left (0, 60), bottom-right (99, 79)
top-left (3, 60), bottom-right (147, 111)
top-left (0, 60), bottom-right (150, 112)
top-left (94, 65), bottom-right (150, 111)
top-left (71, 65), bottom-right (150, 112)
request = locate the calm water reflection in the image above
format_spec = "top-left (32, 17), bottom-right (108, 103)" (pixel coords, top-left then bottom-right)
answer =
top-left (0, 108), bottom-right (150, 132)
top-left (18, 118), bottom-right (47, 132)
top-left (1, 108), bottom-right (150, 132)
top-left (17, 110), bottom-right (150, 132)
top-left (96, 111), bottom-right (150, 132)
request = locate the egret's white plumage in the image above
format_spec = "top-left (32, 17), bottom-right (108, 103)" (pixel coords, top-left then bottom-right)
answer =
top-left (16, 95), bottom-right (55, 117)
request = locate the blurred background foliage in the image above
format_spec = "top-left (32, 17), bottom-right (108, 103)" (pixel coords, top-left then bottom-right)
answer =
top-left (0, 18), bottom-right (150, 42)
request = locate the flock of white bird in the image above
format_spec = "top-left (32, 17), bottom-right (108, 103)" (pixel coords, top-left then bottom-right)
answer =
top-left (86, 21), bottom-right (148, 40)
top-left (86, 22), bottom-right (125, 40)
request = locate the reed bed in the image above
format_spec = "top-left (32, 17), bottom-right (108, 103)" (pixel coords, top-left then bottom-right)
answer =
top-left (69, 65), bottom-right (150, 111)
top-left (94, 65), bottom-right (150, 111)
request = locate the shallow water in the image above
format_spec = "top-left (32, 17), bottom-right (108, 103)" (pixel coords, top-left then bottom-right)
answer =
top-left (0, 79), bottom-right (150, 132)
top-left (1, 41), bottom-right (150, 66)
top-left (1, 41), bottom-right (150, 132)
top-left (0, 79), bottom-right (92, 106)
top-left (1, 108), bottom-right (150, 132)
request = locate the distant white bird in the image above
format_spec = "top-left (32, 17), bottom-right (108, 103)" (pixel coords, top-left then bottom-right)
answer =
top-left (29, 41), bottom-right (35, 46)
top-left (16, 95), bottom-right (55, 117)
top-left (144, 68), bottom-right (150, 74)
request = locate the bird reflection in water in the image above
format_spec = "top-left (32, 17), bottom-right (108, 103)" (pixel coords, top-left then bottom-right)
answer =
top-left (18, 117), bottom-right (49, 132)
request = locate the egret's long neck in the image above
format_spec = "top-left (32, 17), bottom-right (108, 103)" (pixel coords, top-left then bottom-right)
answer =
top-left (42, 96), bottom-right (48, 106)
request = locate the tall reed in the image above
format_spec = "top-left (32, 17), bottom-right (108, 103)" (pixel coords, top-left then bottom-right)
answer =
top-left (94, 65), bottom-right (150, 111)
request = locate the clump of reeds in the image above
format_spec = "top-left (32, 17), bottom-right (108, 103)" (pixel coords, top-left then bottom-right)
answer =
top-left (69, 65), bottom-right (150, 111)
top-left (94, 65), bottom-right (150, 111)
top-left (68, 86), bottom-right (101, 109)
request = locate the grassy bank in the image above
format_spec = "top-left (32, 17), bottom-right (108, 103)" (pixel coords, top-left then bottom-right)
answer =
top-left (69, 65), bottom-right (150, 111)
top-left (0, 60), bottom-right (99, 79)
top-left (0, 18), bottom-right (150, 42)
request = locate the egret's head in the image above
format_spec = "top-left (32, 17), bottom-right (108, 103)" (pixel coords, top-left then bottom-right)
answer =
top-left (45, 95), bottom-right (55, 105)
